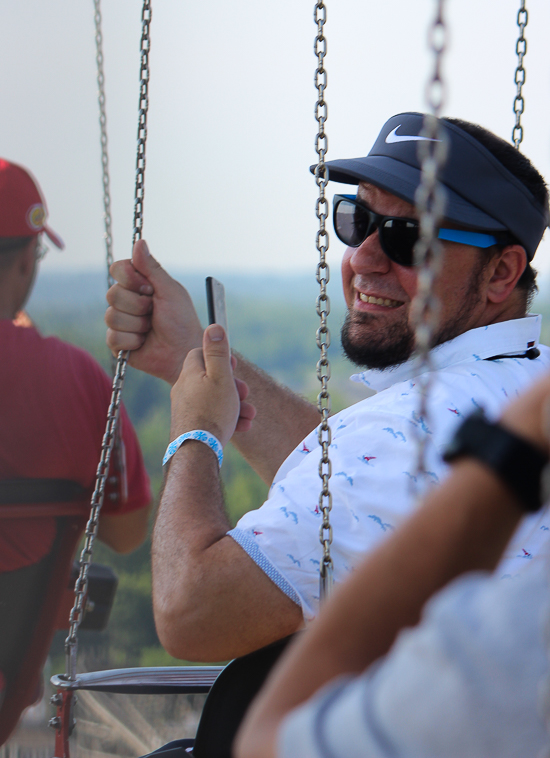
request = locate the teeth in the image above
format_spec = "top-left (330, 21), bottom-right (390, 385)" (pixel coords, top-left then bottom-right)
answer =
top-left (359, 294), bottom-right (401, 307)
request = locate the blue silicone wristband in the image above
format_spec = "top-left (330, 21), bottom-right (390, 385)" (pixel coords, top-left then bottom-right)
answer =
top-left (162, 430), bottom-right (223, 469)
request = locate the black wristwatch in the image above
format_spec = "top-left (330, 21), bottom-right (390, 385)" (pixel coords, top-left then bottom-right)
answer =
top-left (443, 409), bottom-right (549, 512)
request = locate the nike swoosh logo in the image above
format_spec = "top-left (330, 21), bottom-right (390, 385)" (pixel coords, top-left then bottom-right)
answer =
top-left (385, 126), bottom-right (441, 144)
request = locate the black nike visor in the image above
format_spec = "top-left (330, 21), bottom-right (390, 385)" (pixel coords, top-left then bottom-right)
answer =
top-left (314, 112), bottom-right (549, 260)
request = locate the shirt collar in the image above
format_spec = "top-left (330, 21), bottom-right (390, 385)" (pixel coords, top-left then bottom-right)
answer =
top-left (351, 315), bottom-right (542, 392)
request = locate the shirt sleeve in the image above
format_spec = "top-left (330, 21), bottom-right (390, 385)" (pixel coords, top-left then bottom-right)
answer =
top-left (279, 564), bottom-right (550, 758)
top-left (101, 401), bottom-right (152, 516)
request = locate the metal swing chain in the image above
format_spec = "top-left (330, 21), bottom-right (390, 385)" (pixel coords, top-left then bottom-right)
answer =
top-left (93, 0), bottom-right (115, 291)
top-left (313, 0), bottom-right (333, 601)
top-left (64, 0), bottom-right (152, 684)
top-left (512, 0), bottom-right (528, 150)
top-left (410, 0), bottom-right (449, 483)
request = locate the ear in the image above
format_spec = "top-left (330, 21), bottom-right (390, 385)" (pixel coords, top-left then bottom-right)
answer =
top-left (485, 245), bottom-right (527, 304)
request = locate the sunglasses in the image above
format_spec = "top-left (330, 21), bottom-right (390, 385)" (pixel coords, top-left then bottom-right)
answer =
top-left (333, 194), bottom-right (502, 267)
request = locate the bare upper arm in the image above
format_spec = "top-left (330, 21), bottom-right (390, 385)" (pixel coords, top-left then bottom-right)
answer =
top-left (153, 533), bottom-right (304, 662)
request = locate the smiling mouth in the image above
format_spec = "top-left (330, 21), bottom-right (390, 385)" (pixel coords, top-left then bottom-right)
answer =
top-left (358, 293), bottom-right (403, 308)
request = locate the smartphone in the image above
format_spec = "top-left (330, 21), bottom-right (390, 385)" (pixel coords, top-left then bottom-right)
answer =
top-left (205, 276), bottom-right (229, 345)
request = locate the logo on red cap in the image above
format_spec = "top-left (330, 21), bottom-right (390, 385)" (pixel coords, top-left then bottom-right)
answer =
top-left (27, 204), bottom-right (46, 232)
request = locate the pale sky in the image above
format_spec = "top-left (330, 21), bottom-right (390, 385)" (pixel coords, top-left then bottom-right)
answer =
top-left (1, 0), bottom-right (550, 280)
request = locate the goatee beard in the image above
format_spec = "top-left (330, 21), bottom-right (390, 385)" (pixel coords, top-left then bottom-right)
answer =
top-left (341, 311), bottom-right (415, 370)
top-left (341, 251), bottom-right (491, 371)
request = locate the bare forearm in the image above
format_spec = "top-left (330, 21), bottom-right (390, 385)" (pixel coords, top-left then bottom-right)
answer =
top-left (237, 459), bottom-right (523, 752)
top-left (152, 443), bottom-right (302, 661)
top-left (152, 443), bottom-right (230, 650)
top-left (232, 353), bottom-right (320, 483)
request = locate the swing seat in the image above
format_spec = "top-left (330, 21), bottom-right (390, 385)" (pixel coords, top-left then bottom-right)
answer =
top-left (50, 635), bottom-right (293, 758)
top-left (0, 479), bottom-right (90, 746)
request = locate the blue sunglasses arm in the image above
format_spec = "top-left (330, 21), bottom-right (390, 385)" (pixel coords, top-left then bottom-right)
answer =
top-left (438, 228), bottom-right (498, 248)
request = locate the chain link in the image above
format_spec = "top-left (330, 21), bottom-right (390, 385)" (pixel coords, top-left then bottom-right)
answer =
top-left (313, 0), bottom-right (333, 601)
top-left (410, 0), bottom-right (449, 484)
top-left (64, 0), bottom-right (152, 682)
top-left (134, 0), bottom-right (152, 244)
top-left (93, 0), bottom-right (114, 291)
top-left (64, 356), bottom-right (129, 680)
top-left (512, 1), bottom-right (528, 149)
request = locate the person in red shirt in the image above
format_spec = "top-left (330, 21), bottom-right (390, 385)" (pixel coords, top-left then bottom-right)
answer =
top-left (0, 159), bottom-right (152, 703)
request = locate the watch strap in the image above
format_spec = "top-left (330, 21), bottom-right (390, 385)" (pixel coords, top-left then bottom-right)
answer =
top-left (443, 410), bottom-right (548, 512)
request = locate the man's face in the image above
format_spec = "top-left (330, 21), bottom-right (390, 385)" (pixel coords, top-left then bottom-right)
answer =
top-left (340, 183), bottom-right (493, 370)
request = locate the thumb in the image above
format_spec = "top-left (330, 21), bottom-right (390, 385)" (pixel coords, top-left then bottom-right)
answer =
top-left (203, 324), bottom-right (231, 379)
top-left (131, 239), bottom-right (174, 291)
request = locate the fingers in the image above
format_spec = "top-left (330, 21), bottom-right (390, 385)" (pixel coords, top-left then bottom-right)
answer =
top-left (201, 330), bottom-right (256, 431)
top-left (182, 346), bottom-right (206, 374)
top-left (202, 324), bottom-right (231, 379)
top-left (109, 258), bottom-right (153, 295)
top-left (235, 377), bottom-right (249, 402)
top-left (106, 327), bottom-right (146, 353)
top-left (109, 240), bottom-right (177, 297)
top-left (131, 240), bottom-right (177, 294)
top-left (106, 284), bottom-right (153, 316)
top-left (105, 305), bottom-right (152, 334)
top-left (500, 372), bottom-right (550, 451)
top-left (235, 401), bottom-right (256, 433)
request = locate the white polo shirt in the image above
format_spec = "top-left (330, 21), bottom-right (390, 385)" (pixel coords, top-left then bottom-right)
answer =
top-left (229, 315), bottom-right (550, 621)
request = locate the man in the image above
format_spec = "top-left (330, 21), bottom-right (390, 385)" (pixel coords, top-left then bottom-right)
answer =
top-left (235, 372), bottom-right (550, 758)
top-left (0, 159), bottom-right (152, 699)
top-left (106, 112), bottom-right (550, 663)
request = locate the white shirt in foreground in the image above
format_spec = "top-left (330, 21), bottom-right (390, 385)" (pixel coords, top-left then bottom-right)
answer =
top-left (279, 558), bottom-right (550, 758)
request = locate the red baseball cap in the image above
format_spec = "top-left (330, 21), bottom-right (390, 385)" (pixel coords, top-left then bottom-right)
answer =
top-left (0, 158), bottom-right (64, 249)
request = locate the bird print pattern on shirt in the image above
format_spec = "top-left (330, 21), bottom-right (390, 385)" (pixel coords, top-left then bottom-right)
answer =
top-left (410, 411), bottom-right (432, 434)
top-left (335, 472), bottom-right (354, 485)
top-left (280, 506), bottom-right (298, 524)
top-left (368, 514), bottom-right (394, 532)
top-left (229, 318), bottom-right (549, 622)
top-left (383, 427), bottom-right (406, 442)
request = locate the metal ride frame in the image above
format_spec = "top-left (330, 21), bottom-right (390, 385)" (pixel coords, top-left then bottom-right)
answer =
top-left (48, 1), bottom-right (531, 756)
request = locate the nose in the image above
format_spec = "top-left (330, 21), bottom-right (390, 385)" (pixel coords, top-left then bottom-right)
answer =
top-left (347, 230), bottom-right (392, 275)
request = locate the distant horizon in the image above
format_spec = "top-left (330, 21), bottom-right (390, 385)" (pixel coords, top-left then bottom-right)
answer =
top-left (28, 265), bottom-right (349, 316)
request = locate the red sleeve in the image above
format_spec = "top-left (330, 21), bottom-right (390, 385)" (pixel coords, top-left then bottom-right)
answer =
top-left (101, 402), bottom-right (152, 516)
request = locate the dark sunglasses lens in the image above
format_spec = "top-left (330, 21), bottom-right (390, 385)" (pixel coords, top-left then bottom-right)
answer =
top-left (334, 200), bottom-right (370, 247)
top-left (380, 218), bottom-right (418, 266)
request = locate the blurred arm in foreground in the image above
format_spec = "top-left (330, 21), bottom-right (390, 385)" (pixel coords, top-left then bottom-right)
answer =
top-left (236, 374), bottom-right (550, 758)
